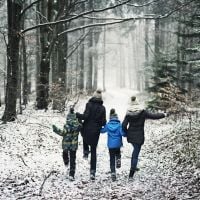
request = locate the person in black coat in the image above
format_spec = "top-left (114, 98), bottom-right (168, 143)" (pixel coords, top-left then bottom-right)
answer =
top-left (76, 89), bottom-right (106, 180)
top-left (122, 96), bottom-right (166, 179)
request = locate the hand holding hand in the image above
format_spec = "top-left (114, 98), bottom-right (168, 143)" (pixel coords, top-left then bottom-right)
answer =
top-left (164, 113), bottom-right (169, 117)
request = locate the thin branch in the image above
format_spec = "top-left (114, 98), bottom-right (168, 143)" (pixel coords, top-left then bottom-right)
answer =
top-left (44, 2), bottom-right (68, 60)
top-left (76, 14), bottom-right (136, 21)
top-left (58, 19), bottom-right (135, 36)
top-left (20, 0), bottom-right (43, 19)
top-left (66, 31), bottom-right (90, 59)
top-left (39, 170), bottom-right (56, 196)
top-left (18, 155), bottom-right (28, 167)
top-left (127, 0), bottom-right (161, 7)
top-left (35, 10), bottom-right (50, 24)
top-left (144, 38), bottom-right (156, 57)
top-left (21, 0), bottom-right (132, 34)
top-left (72, 92), bottom-right (81, 109)
top-left (20, 0), bottom-right (196, 36)
top-left (157, 0), bottom-right (196, 19)
top-left (74, 0), bottom-right (89, 6)
top-left (0, 29), bottom-right (7, 48)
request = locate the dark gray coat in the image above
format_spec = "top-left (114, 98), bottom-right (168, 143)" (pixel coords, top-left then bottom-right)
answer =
top-left (122, 110), bottom-right (165, 145)
top-left (76, 97), bottom-right (106, 146)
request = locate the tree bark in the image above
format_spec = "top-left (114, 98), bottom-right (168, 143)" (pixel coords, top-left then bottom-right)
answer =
top-left (86, 0), bottom-right (94, 94)
top-left (2, 1), bottom-right (22, 122)
top-left (78, 3), bottom-right (86, 91)
top-left (36, 0), bottom-right (52, 110)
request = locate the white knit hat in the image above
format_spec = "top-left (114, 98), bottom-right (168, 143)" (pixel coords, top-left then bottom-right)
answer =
top-left (93, 89), bottom-right (102, 99)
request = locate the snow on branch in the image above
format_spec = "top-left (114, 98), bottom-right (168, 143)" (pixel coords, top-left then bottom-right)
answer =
top-left (21, 0), bottom-right (132, 34)
top-left (58, 19), bottom-right (135, 36)
top-left (20, 0), bottom-right (196, 36)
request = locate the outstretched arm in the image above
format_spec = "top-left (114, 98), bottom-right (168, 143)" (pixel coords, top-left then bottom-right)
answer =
top-left (52, 125), bottom-right (64, 136)
top-left (145, 110), bottom-right (165, 119)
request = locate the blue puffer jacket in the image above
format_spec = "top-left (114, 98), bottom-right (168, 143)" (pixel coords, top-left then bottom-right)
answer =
top-left (101, 117), bottom-right (126, 149)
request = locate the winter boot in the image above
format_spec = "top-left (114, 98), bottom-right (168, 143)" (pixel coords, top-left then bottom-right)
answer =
top-left (129, 169), bottom-right (135, 179)
top-left (69, 175), bottom-right (75, 181)
top-left (116, 158), bottom-right (121, 168)
top-left (90, 170), bottom-right (95, 181)
top-left (135, 167), bottom-right (140, 171)
top-left (69, 170), bottom-right (75, 181)
top-left (83, 153), bottom-right (89, 159)
top-left (111, 172), bottom-right (116, 181)
top-left (64, 161), bottom-right (69, 167)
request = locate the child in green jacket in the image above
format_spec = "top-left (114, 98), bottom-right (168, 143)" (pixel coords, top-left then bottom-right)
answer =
top-left (52, 107), bottom-right (81, 180)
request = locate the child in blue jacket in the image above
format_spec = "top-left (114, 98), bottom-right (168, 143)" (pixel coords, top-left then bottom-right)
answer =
top-left (101, 108), bottom-right (126, 181)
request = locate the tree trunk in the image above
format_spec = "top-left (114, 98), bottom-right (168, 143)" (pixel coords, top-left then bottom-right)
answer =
top-left (154, 19), bottom-right (160, 58)
top-left (36, 0), bottom-right (53, 110)
top-left (79, 36), bottom-right (84, 91)
top-left (102, 26), bottom-right (106, 91)
top-left (2, 1), bottom-right (22, 122)
top-left (144, 18), bottom-right (150, 89)
top-left (86, 0), bottom-right (94, 94)
top-left (36, 3), bottom-right (40, 99)
top-left (176, 13), bottom-right (181, 88)
top-left (78, 3), bottom-right (86, 91)
top-left (22, 35), bottom-right (28, 105)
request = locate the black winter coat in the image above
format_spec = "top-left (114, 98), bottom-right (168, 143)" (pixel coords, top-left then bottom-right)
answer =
top-left (122, 110), bottom-right (165, 145)
top-left (76, 97), bottom-right (106, 146)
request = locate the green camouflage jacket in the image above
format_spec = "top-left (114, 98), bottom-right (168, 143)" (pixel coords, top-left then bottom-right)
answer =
top-left (52, 113), bottom-right (81, 151)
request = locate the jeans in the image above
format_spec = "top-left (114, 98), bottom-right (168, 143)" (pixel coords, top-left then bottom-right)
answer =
top-left (63, 149), bottom-right (76, 177)
top-left (109, 148), bottom-right (121, 173)
top-left (131, 143), bottom-right (141, 170)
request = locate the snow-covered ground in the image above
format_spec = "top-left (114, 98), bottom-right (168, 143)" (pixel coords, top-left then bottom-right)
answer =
top-left (0, 89), bottom-right (199, 200)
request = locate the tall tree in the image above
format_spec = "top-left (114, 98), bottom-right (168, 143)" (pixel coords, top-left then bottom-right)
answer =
top-left (36, 0), bottom-right (53, 110)
top-left (2, 0), bottom-right (22, 121)
top-left (86, 0), bottom-right (94, 94)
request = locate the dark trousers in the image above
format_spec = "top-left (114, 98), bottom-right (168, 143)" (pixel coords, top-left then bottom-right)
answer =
top-left (63, 149), bottom-right (76, 177)
top-left (109, 148), bottom-right (121, 173)
top-left (131, 143), bottom-right (141, 170)
top-left (90, 145), bottom-right (97, 174)
top-left (83, 140), bottom-right (90, 156)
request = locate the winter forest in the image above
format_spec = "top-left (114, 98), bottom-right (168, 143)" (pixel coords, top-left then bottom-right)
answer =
top-left (0, 0), bottom-right (200, 199)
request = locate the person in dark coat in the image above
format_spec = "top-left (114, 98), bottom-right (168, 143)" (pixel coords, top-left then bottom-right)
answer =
top-left (76, 89), bottom-right (106, 180)
top-left (122, 96), bottom-right (166, 179)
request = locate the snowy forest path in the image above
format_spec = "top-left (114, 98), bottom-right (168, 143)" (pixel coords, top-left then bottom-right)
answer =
top-left (0, 89), bottom-right (176, 200)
